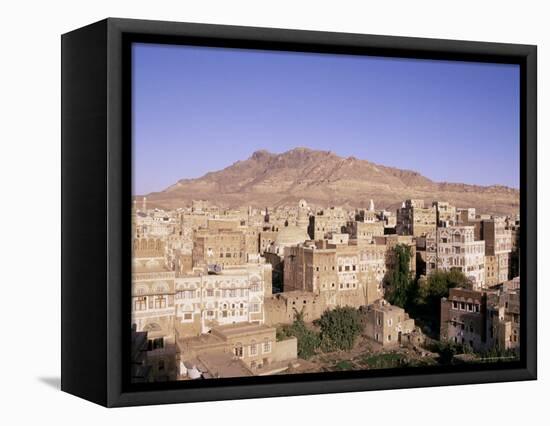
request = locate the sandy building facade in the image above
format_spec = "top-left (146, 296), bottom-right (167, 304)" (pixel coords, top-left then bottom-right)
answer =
top-left (426, 226), bottom-right (486, 289)
top-left (396, 199), bottom-right (437, 237)
top-left (173, 263), bottom-right (272, 337)
top-left (440, 287), bottom-right (487, 351)
top-left (364, 299), bottom-right (416, 346)
top-left (131, 237), bottom-right (178, 381)
top-left (178, 323), bottom-right (297, 378)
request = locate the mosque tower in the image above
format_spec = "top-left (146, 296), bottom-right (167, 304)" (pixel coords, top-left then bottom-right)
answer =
top-left (369, 199), bottom-right (375, 212)
top-left (297, 199), bottom-right (309, 232)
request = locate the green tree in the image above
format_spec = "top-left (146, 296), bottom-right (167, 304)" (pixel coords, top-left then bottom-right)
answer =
top-left (277, 309), bottom-right (321, 359)
top-left (428, 340), bottom-right (468, 365)
top-left (316, 306), bottom-right (362, 352)
top-left (437, 342), bottom-right (459, 365)
top-left (421, 269), bottom-right (470, 307)
top-left (411, 269), bottom-right (470, 333)
top-left (384, 244), bottom-right (415, 309)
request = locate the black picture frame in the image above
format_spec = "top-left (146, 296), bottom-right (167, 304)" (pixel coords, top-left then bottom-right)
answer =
top-left (61, 17), bottom-right (537, 407)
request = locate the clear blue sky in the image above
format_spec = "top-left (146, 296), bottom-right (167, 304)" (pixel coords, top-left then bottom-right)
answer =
top-left (132, 43), bottom-right (520, 195)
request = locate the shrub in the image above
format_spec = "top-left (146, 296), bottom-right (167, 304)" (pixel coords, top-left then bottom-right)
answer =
top-left (427, 341), bottom-right (469, 365)
top-left (316, 306), bottom-right (362, 352)
top-left (333, 360), bottom-right (354, 371)
top-left (277, 311), bottom-right (321, 359)
top-left (360, 352), bottom-right (406, 369)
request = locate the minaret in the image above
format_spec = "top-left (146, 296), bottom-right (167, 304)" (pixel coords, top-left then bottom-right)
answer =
top-left (369, 199), bottom-right (375, 212)
top-left (297, 199), bottom-right (309, 232)
top-left (142, 196), bottom-right (147, 212)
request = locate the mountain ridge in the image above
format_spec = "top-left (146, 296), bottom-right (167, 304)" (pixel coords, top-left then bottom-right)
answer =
top-left (143, 147), bottom-right (519, 215)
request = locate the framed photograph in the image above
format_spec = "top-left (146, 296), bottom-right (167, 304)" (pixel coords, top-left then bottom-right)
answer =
top-left (61, 18), bottom-right (537, 407)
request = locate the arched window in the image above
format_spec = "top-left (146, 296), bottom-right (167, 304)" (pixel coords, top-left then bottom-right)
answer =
top-left (234, 343), bottom-right (243, 358)
top-left (143, 322), bottom-right (161, 332)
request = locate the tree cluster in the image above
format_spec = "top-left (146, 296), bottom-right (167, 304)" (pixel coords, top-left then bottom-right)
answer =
top-left (383, 244), bottom-right (471, 327)
top-left (316, 306), bottom-right (363, 352)
top-left (277, 306), bottom-right (363, 359)
top-left (415, 269), bottom-right (471, 309)
top-left (276, 310), bottom-right (320, 359)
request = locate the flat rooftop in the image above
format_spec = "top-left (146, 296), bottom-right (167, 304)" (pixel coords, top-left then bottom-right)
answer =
top-left (371, 300), bottom-right (405, 313)
top-left (198, 351), bottom-right (253, 378)
top-left (133, 265), bottom-right (172, 273)
top-left (212, 322), bottom-right (274, 339)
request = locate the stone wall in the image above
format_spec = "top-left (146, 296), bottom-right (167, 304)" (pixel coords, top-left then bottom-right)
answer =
top-left (264, 291), bottom-right (326, 325)
top-left (272, 337), bottom-right (298, 363)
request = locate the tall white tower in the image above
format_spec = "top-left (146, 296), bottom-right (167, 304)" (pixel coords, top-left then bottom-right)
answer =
top-left (297, 199), bottom-right (309, 232)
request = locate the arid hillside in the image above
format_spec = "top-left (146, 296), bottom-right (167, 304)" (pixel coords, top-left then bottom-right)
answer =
top-left (143, 147), bottom-right (519, 215)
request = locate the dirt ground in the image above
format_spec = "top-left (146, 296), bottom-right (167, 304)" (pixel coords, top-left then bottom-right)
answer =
top-left (284, 335), bottom-right (438, 375)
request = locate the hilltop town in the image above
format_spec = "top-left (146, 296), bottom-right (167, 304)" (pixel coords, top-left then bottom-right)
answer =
top-left (130, 194), bottom-right (520, 382)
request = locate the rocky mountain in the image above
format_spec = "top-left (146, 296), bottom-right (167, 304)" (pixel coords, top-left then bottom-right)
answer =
top-left (143, 147), bottom-right (519, 215)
